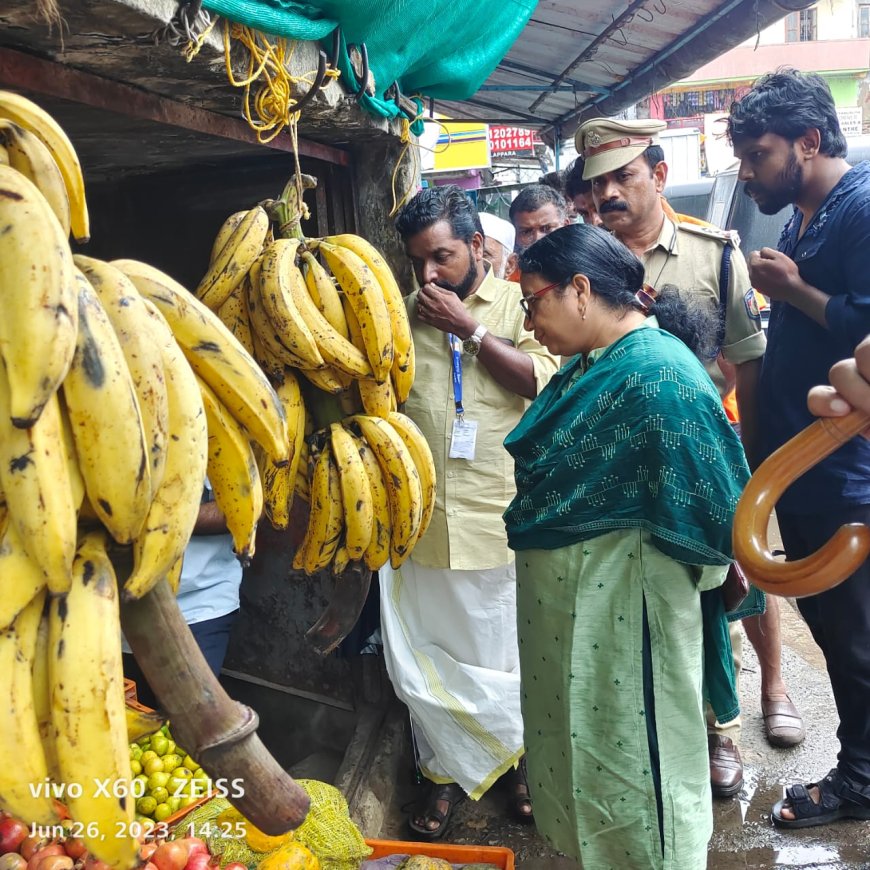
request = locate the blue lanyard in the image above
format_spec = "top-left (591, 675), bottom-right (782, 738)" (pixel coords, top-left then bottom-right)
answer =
top-left (447, 333), bottom-right (464, 419)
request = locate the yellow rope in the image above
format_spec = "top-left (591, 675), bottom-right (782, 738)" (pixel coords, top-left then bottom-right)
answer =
top-left (183, 13), bottom-right (219, 62)
top-left (221, 21), bottom-right (340, 145)
top-left (389, 109), bottom-right (453, 217)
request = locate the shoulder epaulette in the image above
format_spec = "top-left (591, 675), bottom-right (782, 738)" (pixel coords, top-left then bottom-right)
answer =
top-left (678, 221), bottom-right (740, 248)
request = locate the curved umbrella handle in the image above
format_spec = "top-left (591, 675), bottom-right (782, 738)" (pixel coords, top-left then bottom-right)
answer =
top-left (733, 408), bottom-right (870, 597)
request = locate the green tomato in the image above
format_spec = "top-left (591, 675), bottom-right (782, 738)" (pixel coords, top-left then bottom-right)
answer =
top-left (150, 786), bottom-right (169, 805)
top-left (151, 735), bottom-right (169, 757)
top-left (130, 759), bottom-right (142, 776)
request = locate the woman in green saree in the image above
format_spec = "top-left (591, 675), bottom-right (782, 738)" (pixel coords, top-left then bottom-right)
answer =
top-left (503, 224), bottom-right (749, 869)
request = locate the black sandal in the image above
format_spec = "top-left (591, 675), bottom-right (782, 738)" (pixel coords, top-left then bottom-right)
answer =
top-left (505, 756), bottom-right (535, 825)
top-left (407, 781), bottom-right (466, 841)
top-left (772, 768), bottom-right (870, 829)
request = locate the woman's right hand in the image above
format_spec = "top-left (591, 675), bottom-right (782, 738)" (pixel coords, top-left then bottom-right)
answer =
top-left (807, 335), bottom-right (870, 438)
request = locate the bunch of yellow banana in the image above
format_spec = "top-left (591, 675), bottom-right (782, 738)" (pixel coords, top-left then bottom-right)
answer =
top-left (195, 191), bottom-right (437, 574)
top-left (289, 412), bottom-right (435, 575)
top-left (0, 94), bottom-right (293, 865)
top-left (197, 208), bottom-right (415, 412)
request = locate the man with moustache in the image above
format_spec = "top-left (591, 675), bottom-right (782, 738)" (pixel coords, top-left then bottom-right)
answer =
top-left (728, 69), bottom-right (870, 829)
top-left (576, 117), bottom-right (803, 800)
top-left (384, 185), bottom-right (558, 840)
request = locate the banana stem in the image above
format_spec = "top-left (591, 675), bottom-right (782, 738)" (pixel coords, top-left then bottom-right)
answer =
top-left (267, 174), bottom-right (318, 242)
top-left (117, 567), bottom-right (310, 834)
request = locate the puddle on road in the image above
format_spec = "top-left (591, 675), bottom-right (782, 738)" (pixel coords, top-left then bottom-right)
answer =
top-left (709, 766), bottom-right (870, 867)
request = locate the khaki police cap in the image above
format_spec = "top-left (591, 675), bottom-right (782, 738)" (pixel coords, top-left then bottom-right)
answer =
top-left (575, 118), bottom-right (668, 180)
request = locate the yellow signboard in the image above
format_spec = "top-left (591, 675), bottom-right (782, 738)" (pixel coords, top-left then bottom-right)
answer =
top-left (425, 120), bottom-right (491, 173)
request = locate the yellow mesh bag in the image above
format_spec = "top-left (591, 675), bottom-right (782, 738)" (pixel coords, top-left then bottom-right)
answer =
top-left (292, 780), bottom-right (372, 870)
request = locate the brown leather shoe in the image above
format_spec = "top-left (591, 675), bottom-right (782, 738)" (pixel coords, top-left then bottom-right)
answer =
top-left (709, 734), bottom-right (743, 798)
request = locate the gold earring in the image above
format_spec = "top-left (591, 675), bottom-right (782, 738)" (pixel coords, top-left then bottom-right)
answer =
top-left (581, 308), bottom-right (587, 320)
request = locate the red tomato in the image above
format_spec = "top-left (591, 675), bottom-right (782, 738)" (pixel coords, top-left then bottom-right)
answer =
top-left (0, 820), bottom-right (28, 856)
top-left (222, 864), bottom-right (247, 870)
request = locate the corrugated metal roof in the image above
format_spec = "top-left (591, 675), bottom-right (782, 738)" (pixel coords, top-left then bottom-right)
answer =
top-left (434, 0), bottom-right (815, 141)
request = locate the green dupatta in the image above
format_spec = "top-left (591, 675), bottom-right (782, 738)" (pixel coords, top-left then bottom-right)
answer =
top-left (504, 326), bottom-right (749, 563)
top-left (504, 325), bottom-right (753, 724)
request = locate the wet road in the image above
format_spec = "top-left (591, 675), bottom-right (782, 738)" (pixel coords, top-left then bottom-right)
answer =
top-left (382, 597), bottom-right (870, 868)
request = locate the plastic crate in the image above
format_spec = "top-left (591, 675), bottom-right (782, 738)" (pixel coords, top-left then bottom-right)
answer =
top-left (364, 839), bottom-right (515, 869)
top-left (124, 677), bottom-right (138, 701)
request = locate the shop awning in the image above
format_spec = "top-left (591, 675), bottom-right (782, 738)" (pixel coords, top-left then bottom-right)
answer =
top-left (433, 0), bottom-right (818, 144)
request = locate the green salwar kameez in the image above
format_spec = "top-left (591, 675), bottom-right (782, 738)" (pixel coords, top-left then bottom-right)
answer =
top-left (517, 529), bottom-right (726, 869)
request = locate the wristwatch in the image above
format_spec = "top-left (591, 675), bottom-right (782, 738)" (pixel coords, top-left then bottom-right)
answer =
top-left (462, 324), bottom-right (488, 356)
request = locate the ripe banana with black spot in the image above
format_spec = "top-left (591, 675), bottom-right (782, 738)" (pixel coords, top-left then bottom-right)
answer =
top-left (208, 210), bottom-right (248, 265)
top-left (197, 206), bottom-right (270, 311)
top-left (324, 234), bottom-right (414, 401)
top-left (350, 415), bottom-right (422, 568)
top-left (261, 456), bottom-right (293, 530)
top-left (246, 268), bottom-right (312, 376)
top-left (259, 240), bottom-right (325, 369)
top-left (199, 377), bottom-right (262, 563)
top-left (74, 255), bottom-right (170, 498)
top-left (125, 705), bottom-right (165, 743)
top-left (123, 299), bottom-right (208, 601)
top-left (0, 587), bottom-right (57, 826)
top-left (316, 241), bottom-right (394, 381)
top-left (62, 270), bottom-right (152, 544)
top-left (299, 365), bottom-right (351, 395)
top-left (274, 368), bottom-right (307, 483)
top-left (330, 423), bottom-right (373, 560)
top-left (31, 599), bottom-right (60, 783)
top-left (0, 374), bottom-right (78, 592)
top-left (265, 239), bottom-right (372, 378)
top-left (0, 90), bottom-right (89, 241)
top-left (0, 485), bottom-right (7, 542)
top-left (114, 258), bottom-right (289, 466)
top-left (301, 249), bottom-right (348, 339)
top-left (0, 164), bottom-right (77, 428)
top-left (0, 118), bottom-right (70, 236)
top-left (341, 295), bottom-right (394, 416)
top-left (388, 411), bottom-right (437, 543)
top-left (0, 523), bottom-right (46, 634)
top-left (348, 429), bottom-right (391, 571)
top-left (217, 282), bottom-right (256, 357)
top-left (294, 446), bottom-right (343, 574)
top-left (49, 531), bottom-right (138, 870)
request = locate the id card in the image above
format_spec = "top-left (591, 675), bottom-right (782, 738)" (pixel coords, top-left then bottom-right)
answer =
top-left (449, 418), bottom-right (478, 460)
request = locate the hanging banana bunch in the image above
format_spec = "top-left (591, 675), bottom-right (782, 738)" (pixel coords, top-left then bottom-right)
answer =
top-left (0, 91), bottom-right (293, 864)
top-left (196, 174), bottom-right (436, 577)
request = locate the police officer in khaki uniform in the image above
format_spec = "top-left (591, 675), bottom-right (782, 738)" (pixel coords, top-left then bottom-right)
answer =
top-left (576, 117), bottom-right (806, 798)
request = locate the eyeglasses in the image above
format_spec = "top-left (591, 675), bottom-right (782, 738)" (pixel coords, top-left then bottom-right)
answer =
top-left (519, 280), bottom-right (562, 317)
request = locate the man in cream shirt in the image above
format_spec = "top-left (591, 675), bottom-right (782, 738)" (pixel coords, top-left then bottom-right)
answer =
top-left (382, 185), bottom-right (558, 840)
